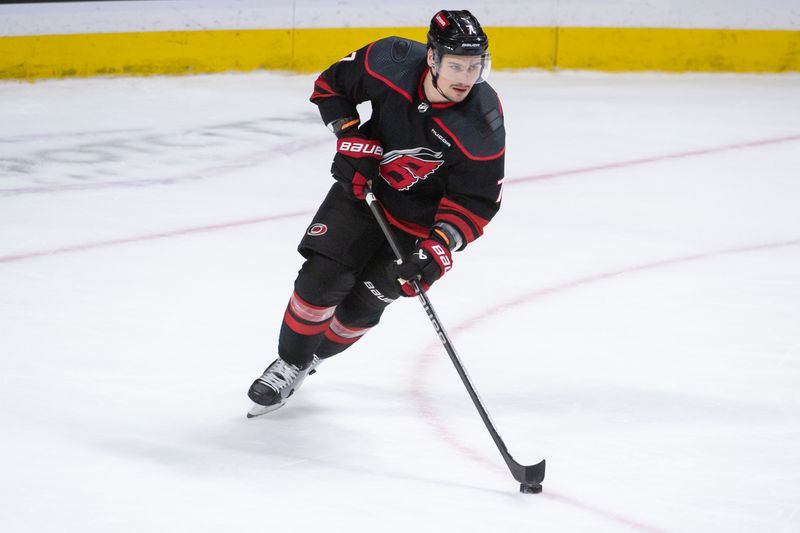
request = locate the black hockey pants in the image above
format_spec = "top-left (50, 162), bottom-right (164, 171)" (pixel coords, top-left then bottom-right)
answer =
top-left (277, 184), bottom-right (417, 368)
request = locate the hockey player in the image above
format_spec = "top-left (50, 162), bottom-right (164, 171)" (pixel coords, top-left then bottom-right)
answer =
top-left (247, 10), bottom-right (505, 416)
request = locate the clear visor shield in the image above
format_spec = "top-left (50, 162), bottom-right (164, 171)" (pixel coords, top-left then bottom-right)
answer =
top-left (475, 53), bottom-right (491, 83)
top-left (433, 51), bottom-right (492, 84)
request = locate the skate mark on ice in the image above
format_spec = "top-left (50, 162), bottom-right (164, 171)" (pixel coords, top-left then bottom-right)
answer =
top-left (0, 135), bottom-right (329, 197)
top-left (0, 127), bottom-right (149, 144)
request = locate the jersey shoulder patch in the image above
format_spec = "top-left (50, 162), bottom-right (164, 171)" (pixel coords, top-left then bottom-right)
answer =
top-left (364, 37), bottom-right (427, 102)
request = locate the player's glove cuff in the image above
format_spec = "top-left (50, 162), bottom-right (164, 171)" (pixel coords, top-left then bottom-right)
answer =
top-left (331, 134), bottom-right (383, 200)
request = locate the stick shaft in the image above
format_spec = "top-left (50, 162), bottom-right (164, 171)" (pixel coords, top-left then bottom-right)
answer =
top-left (364, 188), bottom-right (537, 482)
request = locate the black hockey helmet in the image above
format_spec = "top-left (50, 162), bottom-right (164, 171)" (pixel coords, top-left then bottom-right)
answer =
top-left (426, 10), bottom-right (491, 87)
top-left (426, 10), bottom-right (489, 57)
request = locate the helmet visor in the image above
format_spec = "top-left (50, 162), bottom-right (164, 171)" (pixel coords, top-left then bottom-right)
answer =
top-left (433, 51), bottom-right (492, 84)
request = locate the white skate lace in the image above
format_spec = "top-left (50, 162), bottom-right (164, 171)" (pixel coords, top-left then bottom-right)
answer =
top-left (258, 360), bottom-right (300, 391)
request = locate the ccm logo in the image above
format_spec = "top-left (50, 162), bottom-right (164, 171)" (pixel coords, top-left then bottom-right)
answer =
top-left (338, 139), bottom-right (383, 158)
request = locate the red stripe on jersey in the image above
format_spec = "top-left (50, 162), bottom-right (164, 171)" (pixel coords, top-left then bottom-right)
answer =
top-left (310, 90), bottom-right (340, 100)
top-left (365, 42), bottom-right (413, 103)
top-left (381, 206), bottom-right (429, 239)
top-left (283, 309), bottom-right (331, 336)
top-left (436, 197), bottom-right (491, 242)
top-left (432, 116), bottom-right (505, 161)
top-left (310, 75), bottom-right (340, 101)
top-left (436, 212), bottom-right (476, 243)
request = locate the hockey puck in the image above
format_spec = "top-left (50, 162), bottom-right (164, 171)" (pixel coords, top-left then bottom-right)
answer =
top-left (519, 483), bottom-right (542, 494)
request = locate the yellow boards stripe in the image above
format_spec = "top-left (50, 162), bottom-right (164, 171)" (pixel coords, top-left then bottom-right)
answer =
top-left (1, 27), bottom-right (798, 80)
top-left (556, 27), bottom-right (800, 73)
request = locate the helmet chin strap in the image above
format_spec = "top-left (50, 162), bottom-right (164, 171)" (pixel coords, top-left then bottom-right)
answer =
top-left (429, 63), bottom-right (457, 103)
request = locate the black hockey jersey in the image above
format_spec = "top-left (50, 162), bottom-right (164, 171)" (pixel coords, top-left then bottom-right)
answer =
top-left (310, 36), bottom-right (505, 250)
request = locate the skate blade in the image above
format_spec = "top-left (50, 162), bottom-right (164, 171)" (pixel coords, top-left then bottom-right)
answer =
top-left (246, 401), bottom-right (286, 418)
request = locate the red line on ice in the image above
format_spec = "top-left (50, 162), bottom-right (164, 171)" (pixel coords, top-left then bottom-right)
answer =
top-left (507, 133), bottom-right (800, 184)
top-left (2, 133), bottom-right (798, 264)
top-left (408, 237), bottom-right (800, 533)
top-left (0, 211), bottom-right (312, 264)
top-left (2, 126), bottom-right (798, 528)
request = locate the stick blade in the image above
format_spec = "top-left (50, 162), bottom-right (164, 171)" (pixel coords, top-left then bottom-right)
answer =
top-left (524, 459), bottom-right (546, 485)
top-left (507, 457), bottom-right (546, 489)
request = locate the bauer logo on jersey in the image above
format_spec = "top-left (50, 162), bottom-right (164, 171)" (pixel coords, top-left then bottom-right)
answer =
top-left (379, 147), bottom-right (444, 191)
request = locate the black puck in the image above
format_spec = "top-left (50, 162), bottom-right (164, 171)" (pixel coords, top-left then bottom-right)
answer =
top-left (520, 483), bottom-right (542, 494)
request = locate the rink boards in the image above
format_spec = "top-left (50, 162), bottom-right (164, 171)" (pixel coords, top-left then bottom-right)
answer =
top-left (1, 0), bottom-right (799, 79)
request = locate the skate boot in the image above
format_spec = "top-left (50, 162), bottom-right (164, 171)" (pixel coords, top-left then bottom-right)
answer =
top-left (246, 355), bottom-right (320, 418)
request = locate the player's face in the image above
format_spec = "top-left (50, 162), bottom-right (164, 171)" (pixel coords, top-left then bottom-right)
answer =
top-left (432, 54), bottom-right (484, 101)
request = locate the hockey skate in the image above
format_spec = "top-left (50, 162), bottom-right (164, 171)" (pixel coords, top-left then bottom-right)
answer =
top-left (246, 355), bottom-right (320, 418)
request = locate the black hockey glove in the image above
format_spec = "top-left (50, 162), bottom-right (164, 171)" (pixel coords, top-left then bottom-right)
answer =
top-left (396, 228), bottom-right (454, 297)
top-left (332, 133), bottom-right (383, 200)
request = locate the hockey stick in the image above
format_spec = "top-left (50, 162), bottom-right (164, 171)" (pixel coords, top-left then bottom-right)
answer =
top-left (364, 185), bottom-right (546, 494)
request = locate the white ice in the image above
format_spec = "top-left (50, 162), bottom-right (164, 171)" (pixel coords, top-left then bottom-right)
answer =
top-left (1, 69), bottom-right (799, 533)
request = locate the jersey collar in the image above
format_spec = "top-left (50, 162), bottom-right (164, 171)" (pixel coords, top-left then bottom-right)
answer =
top-left (418, 67), bottom-right (458, 109)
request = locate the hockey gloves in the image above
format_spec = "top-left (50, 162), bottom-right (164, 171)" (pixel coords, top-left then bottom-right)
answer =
top-left (332, 133), bottom-right (383, 200)
top-left (397, 230), bottom-right (453, 297)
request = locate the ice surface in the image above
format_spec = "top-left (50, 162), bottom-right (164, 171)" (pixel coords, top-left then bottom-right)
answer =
top-left (1, 70), bottom-right (799, 533)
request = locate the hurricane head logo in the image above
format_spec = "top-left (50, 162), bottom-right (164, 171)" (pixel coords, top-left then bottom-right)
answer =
top-left (306, 223), bottom-right (327, 236)
top-left (379, 148), bottom-right (444, 191)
